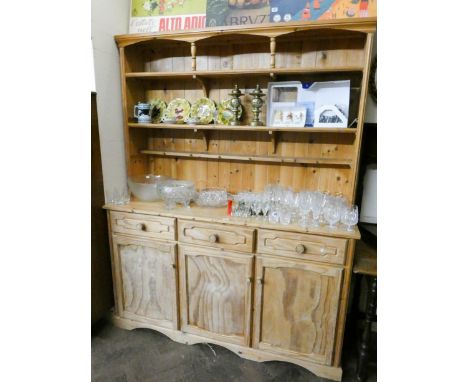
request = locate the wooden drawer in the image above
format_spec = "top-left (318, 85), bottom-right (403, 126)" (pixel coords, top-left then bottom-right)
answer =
top-left (110, 211), bottom-right (175, 241)
top-left (257, 229), bottom-right (348, 265)
top-left (178, 220), bottom-right (254, 253)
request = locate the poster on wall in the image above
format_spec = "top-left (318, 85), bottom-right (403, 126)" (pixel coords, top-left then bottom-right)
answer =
top-left (128, 0), bottom-right (376, 34)
top-left (206, 0), bottom-right (270, 28)
top-left (129, 0), bottom-right (207, 33)
top-left (269, 0), bottom-right (376, 23)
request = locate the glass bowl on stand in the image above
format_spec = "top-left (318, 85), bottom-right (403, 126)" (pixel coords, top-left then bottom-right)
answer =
top-left (160, 180), bottom-right (196, 209)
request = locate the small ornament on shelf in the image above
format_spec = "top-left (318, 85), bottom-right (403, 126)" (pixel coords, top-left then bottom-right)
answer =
top-left (249, 84), bottom-right (266, 127)
top-left (133, 102), bottom-right (152, 124)
top-left (228, 84), bottom-right (243, 126)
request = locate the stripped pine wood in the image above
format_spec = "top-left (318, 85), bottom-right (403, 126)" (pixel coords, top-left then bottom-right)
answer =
top-left (112, 314), bottom-right (343, 381)
top-left (253, 255), bottom-right (343, 366)
top-left (128, 123), bottom-right (358, 134)
top-left (110, 211), bottom-right (175, 241)
top-left (112, 235), bottom-right (178, 330)
top-left (178, 245), bottom-right (254, 346)
top-left (257, 229), bottom-right (348, 265)
top-left (125, 66), bottom-right (363, 80)
top-left (114, 21), bottom-right (375, 381)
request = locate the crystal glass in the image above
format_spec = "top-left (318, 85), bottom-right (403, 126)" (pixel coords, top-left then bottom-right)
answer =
top-left (196, 188), bottom-right (228, 207)
top-left (106, 186), bottom-right (130, 205)
top-left (233, 192), bottom-right (255, 218)
top-left (252, 199), bottom-right (263, 220)
top-left (160, 180), bottom-right (196, 210)
top-left (279, 207), bottom-right (292, 225)
top-left (309, 191), bottom-right (324, 227)
top-left (323, 203), bottom-right (341, 229)
top-left (260, 193), bottom-right (271, 221)
top-left (320, 192), bottom-right (334, 224)
top-left (297, 191), bottom-right (311, 227)
top-left (341, 205), bottom-right (359, 231)
top-left (128, 174), bottom-right (171, 202)
top-left (268, 207), bottom-right (280, 224)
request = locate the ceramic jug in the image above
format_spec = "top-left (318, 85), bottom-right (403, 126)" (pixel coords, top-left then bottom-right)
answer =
top-left (134, 102), bottom-right (152, 123)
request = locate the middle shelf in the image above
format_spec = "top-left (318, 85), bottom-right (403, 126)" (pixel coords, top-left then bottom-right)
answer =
top-left (128, 122), bottom-right (358, 134)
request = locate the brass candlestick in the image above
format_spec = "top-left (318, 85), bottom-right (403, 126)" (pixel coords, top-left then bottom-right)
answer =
top-left (249, 84), bottom-right (266, 127)
top-left (228, 84), bottom-right (243, 126)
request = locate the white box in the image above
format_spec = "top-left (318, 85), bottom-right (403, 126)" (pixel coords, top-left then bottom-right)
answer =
top-left (266, 80), bottom-right (351, 128)
top-left (360, 164), bottom-right (377, 224)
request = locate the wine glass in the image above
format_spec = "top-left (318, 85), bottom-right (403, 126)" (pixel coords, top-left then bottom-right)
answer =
top-left (323, 202), bottom-right (341, 229)
top-left (260, 192), bottom-right (271, 221)
top-left (279, 207), bottom-right (292, 225)
top-left (268, 207), bottom-right (280, 224)
top-left (296, 191), bottom-right (311, 227)
top-left (309, 191), bottom-right (324, 227)
top-left (341, 205), bottom-right (359, 231)
top-left (252, 196), bottom-right (263, 219)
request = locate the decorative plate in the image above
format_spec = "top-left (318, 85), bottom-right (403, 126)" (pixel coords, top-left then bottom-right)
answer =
top-left (149, 98), bottom-right (166, 123)
top-left (190, 97), bottom-right (216, 125)
top-left (217, 99), bottom-right (243, 125)
top-left (164, 98), bottom-right (191, 124)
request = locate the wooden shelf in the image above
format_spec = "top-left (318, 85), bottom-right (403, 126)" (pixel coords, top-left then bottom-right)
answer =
top-left (125, 66), bottom-right (363, 80)
top-left (128, 122), bottom-right (357, 134)
top-left (140, 149), bottom-right (352, 167)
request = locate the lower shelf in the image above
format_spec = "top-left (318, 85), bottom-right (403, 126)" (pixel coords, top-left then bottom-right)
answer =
top-left (140, 149), bottom-right (353, 167)
top-left (113, 314), bottom-right (343, 381)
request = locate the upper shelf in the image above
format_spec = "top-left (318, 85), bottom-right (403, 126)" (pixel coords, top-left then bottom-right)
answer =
top-left (126, 66), bottom-right (364, 80)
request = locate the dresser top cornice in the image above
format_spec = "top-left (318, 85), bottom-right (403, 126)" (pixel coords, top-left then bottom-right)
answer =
top-left (115, 17), bottom-right (376, 47)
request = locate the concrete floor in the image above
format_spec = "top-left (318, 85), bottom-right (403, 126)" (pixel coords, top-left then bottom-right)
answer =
top-left (92, 320), bottom-right (376, 382)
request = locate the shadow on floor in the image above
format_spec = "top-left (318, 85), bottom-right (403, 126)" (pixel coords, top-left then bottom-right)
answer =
top-left (92, 320), bottom-right (376, 382)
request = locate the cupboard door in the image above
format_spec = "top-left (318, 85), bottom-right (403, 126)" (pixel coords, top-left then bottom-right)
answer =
top-left (178, 245), bottom-right (254, 346)
top-left (252, 255), bottom-right (343, 365)
top-left (112, 235), bottom-right (178, 329)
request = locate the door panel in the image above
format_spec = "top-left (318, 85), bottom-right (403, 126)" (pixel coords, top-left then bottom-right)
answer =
top-left (253, 255), bottom-right (343, 365)
top-left (112, 235), bottom-right (178, 329)
top-left (178, 245), bottom-right (253, 346)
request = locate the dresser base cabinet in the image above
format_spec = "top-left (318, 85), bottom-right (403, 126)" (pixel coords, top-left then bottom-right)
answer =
top-left (106, 203), bottom-right (359, 381)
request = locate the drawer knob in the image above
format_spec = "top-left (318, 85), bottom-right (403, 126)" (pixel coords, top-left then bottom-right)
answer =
top-left (295, 244), bottom-right (306, 254)
top-left (320, 51), bottom-right (327, 60)
top-left (136, 223), bottom-right (146, 231)
top-left (209, 234), bottom-right (219, 243)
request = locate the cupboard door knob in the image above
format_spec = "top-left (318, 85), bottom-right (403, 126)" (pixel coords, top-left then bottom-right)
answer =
top-left (295, 244), bottom-right (306, 254)
top-left (320, 51), bottom-right (327, 60)
top-left (136, 223), bottom-right (146, 231)
top-left (209, 234), bottom-right (218, 243)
